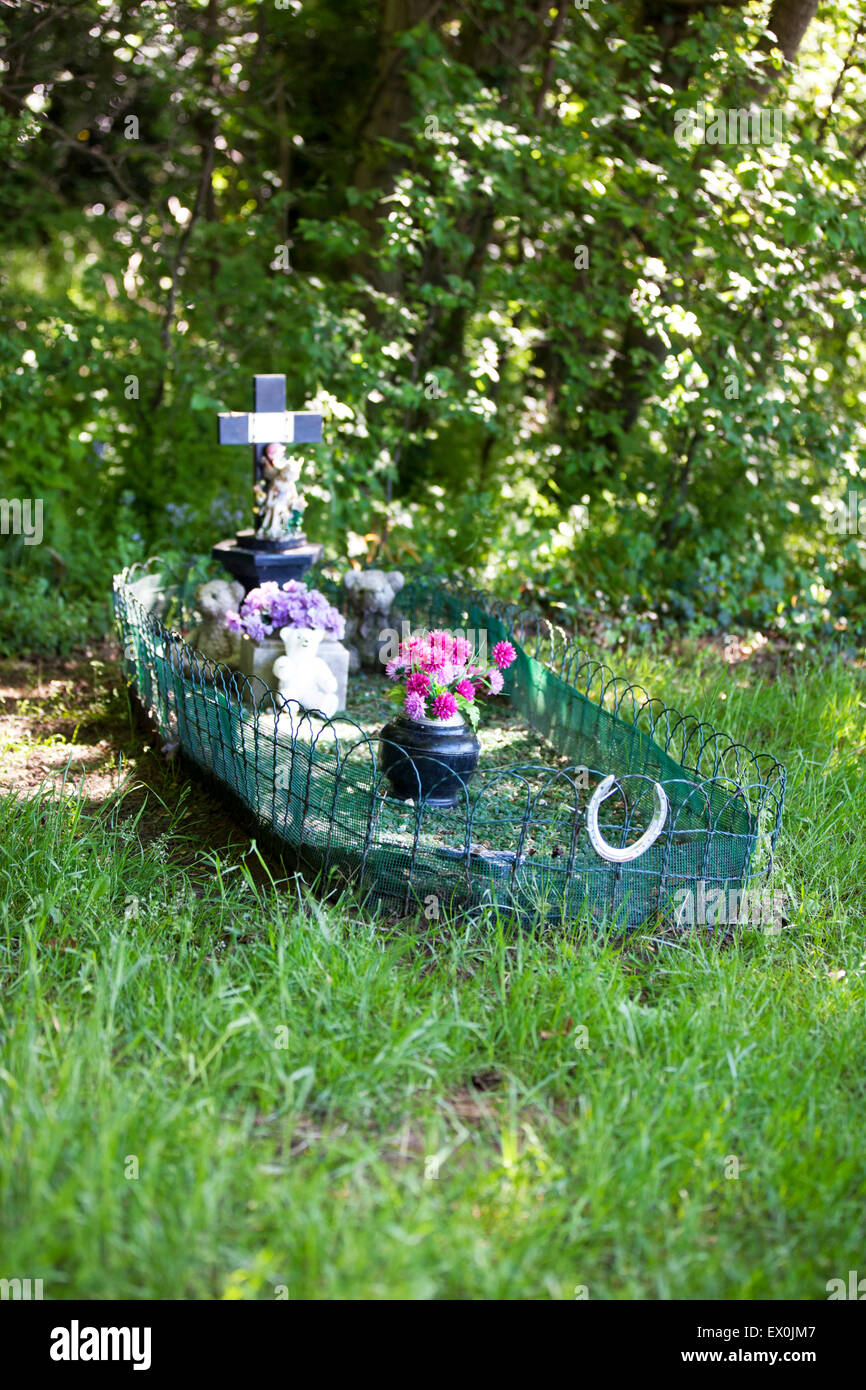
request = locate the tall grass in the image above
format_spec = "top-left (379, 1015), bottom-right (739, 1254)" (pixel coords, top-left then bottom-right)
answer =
top-left (0, 647), bottom-right (864, 1299)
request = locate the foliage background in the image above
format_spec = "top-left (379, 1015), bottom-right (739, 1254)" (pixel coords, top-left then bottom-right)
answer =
top-left (0, 0), bottom-right (864, 652)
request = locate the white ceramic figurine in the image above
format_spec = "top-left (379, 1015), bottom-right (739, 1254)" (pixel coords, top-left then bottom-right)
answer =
top-left (272, 625), bottom-right (339, 718)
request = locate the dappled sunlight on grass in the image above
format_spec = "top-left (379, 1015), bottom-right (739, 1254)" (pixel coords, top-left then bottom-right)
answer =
top-left (0, 646), bottom-right (864, 1297)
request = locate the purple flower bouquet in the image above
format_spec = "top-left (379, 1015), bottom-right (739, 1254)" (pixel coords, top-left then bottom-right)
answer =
top-left (226, 580), bottom-right (345, 643)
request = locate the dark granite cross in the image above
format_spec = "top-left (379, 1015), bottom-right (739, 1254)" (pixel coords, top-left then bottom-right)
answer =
top-left (212, 373), bottom-right (325, 590)
top-left (218, 373), bottom-right (322, 488)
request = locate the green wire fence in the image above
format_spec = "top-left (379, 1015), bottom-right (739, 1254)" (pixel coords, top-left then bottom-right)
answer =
top-left (114, 559), bottom-right (786, 928)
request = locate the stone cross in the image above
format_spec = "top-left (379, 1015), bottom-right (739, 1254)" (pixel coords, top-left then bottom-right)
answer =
top-left (217, 373), bottom-right (322, 492)
top-left (213, 373), bottom-right (325, 588)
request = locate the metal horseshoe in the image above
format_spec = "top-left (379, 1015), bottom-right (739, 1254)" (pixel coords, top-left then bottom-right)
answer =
top-left (586, 775), bottom-right (669, 864)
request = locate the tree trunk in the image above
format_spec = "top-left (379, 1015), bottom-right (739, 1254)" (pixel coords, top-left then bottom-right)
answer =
top-left (350, 0), bottom-right (445, 293)
top-left (765, 0), bottom-right (819, 62)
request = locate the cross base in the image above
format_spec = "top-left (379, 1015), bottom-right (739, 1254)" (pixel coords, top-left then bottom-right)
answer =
top-left (238, 528), bottom-right (308, 554)
top-left (213, 535), bottom-right (324, 595)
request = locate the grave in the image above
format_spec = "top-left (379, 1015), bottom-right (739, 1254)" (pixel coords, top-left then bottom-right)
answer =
top-left (114, 558), bottom-right (787, 929)
top-left (114, 366), bottom-right (786, 928)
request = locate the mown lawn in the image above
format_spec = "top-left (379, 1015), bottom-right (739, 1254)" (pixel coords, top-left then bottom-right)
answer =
top-left (0, 640), bottom-right (864, 1299)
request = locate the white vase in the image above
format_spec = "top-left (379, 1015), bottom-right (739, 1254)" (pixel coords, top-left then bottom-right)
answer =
top-left (237, 635), bottom-right (284, 706)
top-left (318, 637), bottom-right (350, 713)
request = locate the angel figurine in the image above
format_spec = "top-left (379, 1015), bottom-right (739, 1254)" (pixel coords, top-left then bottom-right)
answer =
top-left (254, 442), bottom-right (308, 541)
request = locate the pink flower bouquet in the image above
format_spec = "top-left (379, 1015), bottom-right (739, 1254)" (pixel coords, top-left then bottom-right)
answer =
top-left (385, 631), bottom-right (517, 728)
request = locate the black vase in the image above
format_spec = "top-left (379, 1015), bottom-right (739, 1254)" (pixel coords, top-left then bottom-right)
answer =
top-left (379, 713), bottom-right (481, 808)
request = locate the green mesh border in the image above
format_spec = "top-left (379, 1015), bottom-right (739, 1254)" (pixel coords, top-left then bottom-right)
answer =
top-left (113, 559), bottom-right (786, 929)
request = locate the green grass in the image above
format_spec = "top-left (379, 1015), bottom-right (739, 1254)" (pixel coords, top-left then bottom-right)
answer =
top-left (0, 642), bottom-right (864, 1299)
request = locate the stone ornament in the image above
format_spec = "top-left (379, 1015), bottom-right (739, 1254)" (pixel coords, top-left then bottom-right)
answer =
top-left (341, 568), bottom-right (405, 672)
top-left (254, 443), bottom-right (307, 542)
top-left (272, 625), bottom-right (339, 719)
top-left (190, 578), bottom-right (246, 666)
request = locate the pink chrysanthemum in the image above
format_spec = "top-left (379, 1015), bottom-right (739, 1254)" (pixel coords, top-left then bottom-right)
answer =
top-left (403, 691), bottom-right (427, 720)
top-left (487, 668), bottom-right (504, 695)
top-left (492, 640), bottom-right (517, 669)
top-left (385, 659), bottom-right (400, 678)
top-left (455, 679), bottom-right (476, 701)
top-left (431, 692), bottom-right (458, 720)
top-left (452, 637), bottom-right (472, 664)
top-left (406, 671), bottom-right (430, 696)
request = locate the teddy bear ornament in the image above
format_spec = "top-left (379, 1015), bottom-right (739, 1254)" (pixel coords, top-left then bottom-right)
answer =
top-left (191, 578), bottom-right (246, 666)
top-left (272, 626), bottom-right (340, 720)
top-left (341, 569), bottom-right (405, 673)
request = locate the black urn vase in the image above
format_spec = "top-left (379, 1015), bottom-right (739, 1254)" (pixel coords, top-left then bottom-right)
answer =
top-left (378, 713), bottom-right (481, 808)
